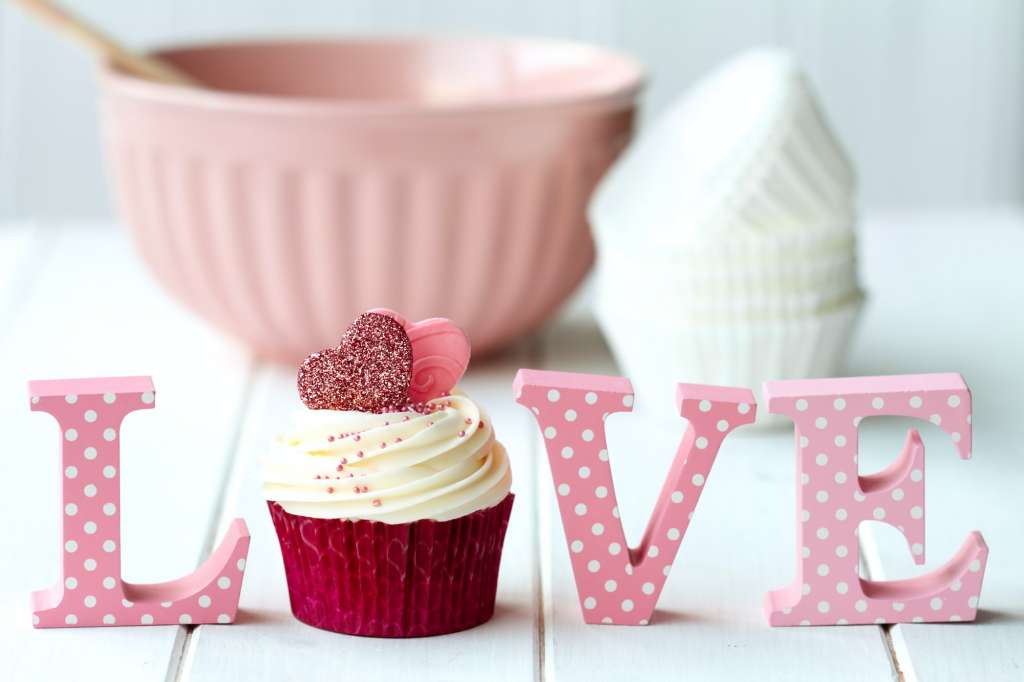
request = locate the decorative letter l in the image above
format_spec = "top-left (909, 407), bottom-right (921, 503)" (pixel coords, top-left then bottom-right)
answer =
top-left (29, 376), bottom-right (250, 628)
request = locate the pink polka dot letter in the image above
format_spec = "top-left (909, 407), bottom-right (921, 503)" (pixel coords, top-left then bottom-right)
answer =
top-left (28, 376), bottom-right (250, 628)
top-left (764, 373), bottom-right (987, 626)
top-left (513, 369), bottom-right (755, 625)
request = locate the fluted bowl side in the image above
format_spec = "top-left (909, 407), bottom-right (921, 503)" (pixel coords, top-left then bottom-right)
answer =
top-left (100, 37), bottom-right (644, 360)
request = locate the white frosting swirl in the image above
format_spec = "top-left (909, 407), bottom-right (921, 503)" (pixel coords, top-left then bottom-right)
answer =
top-left (262, 391), bottom-right (511, 524)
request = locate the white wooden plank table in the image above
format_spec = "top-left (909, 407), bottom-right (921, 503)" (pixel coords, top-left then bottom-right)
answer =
top-left (0, 211), bottom-right (1021, 680)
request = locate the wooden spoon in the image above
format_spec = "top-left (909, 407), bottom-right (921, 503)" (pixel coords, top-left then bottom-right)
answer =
top-left (12, 0), bottom-right (201, 87)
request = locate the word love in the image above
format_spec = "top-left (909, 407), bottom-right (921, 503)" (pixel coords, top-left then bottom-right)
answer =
top-left (514, 370), bottom-right (987, 627)
top-left (29, 376), bottom-right (250, 628)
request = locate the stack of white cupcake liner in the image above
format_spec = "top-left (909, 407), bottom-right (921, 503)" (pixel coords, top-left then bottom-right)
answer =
top-left (596, 230), bottom-right (860, 320)
top-left (590, 48), bottom-right (864, 424)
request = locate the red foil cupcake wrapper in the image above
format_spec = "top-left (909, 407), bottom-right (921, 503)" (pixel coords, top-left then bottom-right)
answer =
top-left (268, 494), bottom-right (514, 637)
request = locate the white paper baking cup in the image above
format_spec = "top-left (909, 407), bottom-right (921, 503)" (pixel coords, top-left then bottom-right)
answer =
top-left (595, 296), bottom-right (864, 424)
top-left (594, 270), bottom-right (861, 321)
top-left (594, 226), bottom-right (861, 321)
top-left (596, 223), bottom-right (857, 275)
top-left (590, 48), bottom-right (855, 247)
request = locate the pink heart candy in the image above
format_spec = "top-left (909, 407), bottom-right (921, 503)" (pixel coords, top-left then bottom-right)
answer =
top-left (369, 309), bottom-right (471, 403)
top-left (297, 312), bottom-right (413, 413)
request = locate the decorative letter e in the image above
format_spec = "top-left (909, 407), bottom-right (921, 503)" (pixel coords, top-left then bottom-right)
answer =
top-left (764, 373), bottom-right (987, 626)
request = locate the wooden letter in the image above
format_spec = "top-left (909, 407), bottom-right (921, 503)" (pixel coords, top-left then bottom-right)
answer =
top-left (514, 369), bottom-right (755, 624)
top-left (764, 373), bottom-right (987, 626)
top-left (29, 376), bottom-right (250, 628)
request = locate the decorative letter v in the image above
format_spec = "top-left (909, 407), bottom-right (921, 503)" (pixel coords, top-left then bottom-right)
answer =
top-left (514, 369), bottom-right (755, 625)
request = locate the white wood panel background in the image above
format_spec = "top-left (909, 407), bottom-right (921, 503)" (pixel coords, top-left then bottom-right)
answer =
top-left (2, 0), bottom-right (1024, 223)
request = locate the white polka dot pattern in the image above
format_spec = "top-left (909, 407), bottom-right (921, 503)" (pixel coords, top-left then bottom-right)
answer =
top-left (763, 373), bottom-right (987, 626)
top-left (515, 370), bottom-right (756, 625)
top-left (27, 376), bottom-right (250, 628)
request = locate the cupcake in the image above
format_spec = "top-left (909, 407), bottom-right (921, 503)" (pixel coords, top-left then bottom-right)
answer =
top-left (590, 48), bottom-right (864, 421)
top-left (263, 310), bottom-right (513, 637)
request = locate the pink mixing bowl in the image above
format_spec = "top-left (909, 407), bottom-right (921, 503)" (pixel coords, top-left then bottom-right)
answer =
top-left (100, 38), bottom-right (644, 361)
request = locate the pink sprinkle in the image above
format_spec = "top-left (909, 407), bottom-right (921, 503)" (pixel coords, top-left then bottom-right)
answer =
top-left (372, 499), bottom-right (382, 507)
top-left (395, 437), bottom-right (402, 443)
top-left (403, 415), bottom-right (410, 422)
top-left (314, 474), bottom-right (321, 479)
top-left (341, 458), bottom-right (348, 465)
top-left (465, 418), bottom-right (472, 425)
top-left (327, 435), bottom-right (335, 442)
top-left (348, 472), bottom-right (355, 478)
top-left (353, 486), bottom-right (360, 493)
top-left (458, 430), bottom-right (466, 437)
top-left (384, 421), bottom-right (390, 426)
top-left (380, 442), bottom-right (387, 449)
top-left (428, 421), bottom-right (434, 427)
top-left (336, 464), bottom-right (345, 472)
top-left (326, 486), bottom-right (335, 494)
top-left (357, 451), bottom-right (364, 458)
top-left (354, 435), bottom-right (361, 442)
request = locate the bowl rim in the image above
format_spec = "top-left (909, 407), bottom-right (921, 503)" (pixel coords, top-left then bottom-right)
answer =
top-left (101, 34), bottom-right (647, 117)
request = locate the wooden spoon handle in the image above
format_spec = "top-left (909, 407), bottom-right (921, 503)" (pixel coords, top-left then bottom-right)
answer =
top-left (12, 0), bottom-right (201, 87)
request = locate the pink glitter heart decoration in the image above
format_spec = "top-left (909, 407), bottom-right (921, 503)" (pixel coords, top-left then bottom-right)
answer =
top-left (369, 309), bottom-right (471, 403)
top-left (297, 312), bottom-right (413, 412)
